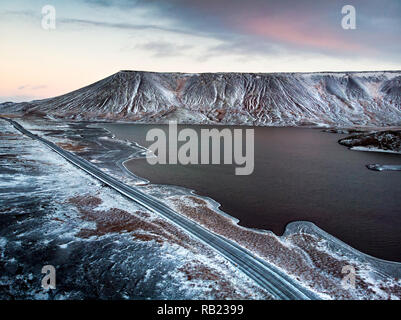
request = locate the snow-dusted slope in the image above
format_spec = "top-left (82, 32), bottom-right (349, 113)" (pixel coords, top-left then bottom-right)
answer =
top-left (2, 70), bottom-right (401, 126)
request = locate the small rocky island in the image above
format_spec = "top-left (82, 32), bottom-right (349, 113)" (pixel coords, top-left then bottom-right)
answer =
top-left (339, 130), bottom-right (401, 171)
top-left (339, 130), bottom-right (401, 153)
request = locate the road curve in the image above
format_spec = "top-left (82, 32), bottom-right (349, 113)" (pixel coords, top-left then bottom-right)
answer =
top-left (1, 117), bottom-right (320, 300)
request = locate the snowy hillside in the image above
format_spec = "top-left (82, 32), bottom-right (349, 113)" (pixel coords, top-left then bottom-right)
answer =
top-left (2, 70), bottom-right (401, 127)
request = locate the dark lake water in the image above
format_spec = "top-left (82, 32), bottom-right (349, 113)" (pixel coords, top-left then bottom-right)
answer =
top-left (102, 123), bottom-right (401, 262)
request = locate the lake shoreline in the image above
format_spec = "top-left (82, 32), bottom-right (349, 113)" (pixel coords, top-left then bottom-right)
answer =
top-left (101, 123), bottom-right (401, 261)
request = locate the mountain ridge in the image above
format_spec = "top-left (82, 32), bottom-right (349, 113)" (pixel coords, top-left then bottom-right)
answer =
top-left (2, 70), bottom-right (401, 127)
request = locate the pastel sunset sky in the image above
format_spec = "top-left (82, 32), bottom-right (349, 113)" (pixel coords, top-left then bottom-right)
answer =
top-left (1, 0), bottom-right (400, 102)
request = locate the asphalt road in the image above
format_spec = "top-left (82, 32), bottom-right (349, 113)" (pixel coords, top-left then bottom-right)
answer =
top-left (1, 117), bottom-right (320, 300)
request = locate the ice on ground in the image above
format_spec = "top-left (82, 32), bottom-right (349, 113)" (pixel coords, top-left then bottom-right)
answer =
top-left (0, 119), bottom-right (271, 300)
top-left (7, 118), bottom-right (401, 300)
top-left (351, 146), bottom-right (401, 154)
top-left (366, 164), bottom-right (401, 171)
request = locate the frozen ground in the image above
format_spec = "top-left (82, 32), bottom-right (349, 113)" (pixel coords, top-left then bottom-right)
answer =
top-left (1, 118), bottom-right (401, 299)
top-left (0, 119), bottom-right (270, 299)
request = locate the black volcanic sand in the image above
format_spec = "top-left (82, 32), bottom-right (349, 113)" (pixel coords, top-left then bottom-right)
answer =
top-left (103, 123), bottom-right (401, 262)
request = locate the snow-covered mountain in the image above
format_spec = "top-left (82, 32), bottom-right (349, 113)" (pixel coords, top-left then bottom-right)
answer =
top-left (2, 70), bottom-right (401, 127)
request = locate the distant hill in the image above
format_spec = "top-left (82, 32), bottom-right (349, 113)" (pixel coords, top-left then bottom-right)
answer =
top-left (2, 70), bottom-right (401, 127)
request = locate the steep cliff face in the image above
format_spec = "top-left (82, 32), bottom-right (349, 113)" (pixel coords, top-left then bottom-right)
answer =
top-left (2, 70), bottom-right (401, 127)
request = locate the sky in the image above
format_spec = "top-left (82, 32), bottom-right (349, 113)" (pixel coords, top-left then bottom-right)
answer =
top-left (0, 0), bottom-right (400, 102)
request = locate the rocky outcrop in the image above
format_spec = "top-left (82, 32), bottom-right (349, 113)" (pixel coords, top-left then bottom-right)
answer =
top-left (338, 130), bottom-right (401, 153)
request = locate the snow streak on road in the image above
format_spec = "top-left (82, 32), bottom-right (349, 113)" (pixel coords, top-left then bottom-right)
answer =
top-left (1, 117), bottom-right (319, 300)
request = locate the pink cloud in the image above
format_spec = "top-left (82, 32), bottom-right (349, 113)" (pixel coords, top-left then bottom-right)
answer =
top-left (241, 16), bottom-right (364, 52)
